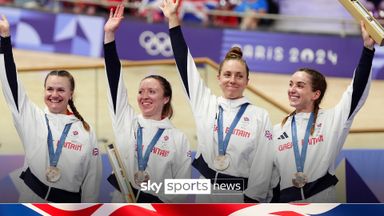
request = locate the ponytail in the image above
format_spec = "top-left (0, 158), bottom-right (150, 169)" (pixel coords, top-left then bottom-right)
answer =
top-left (281, 111), bottom-right (295, 128)
top-left (68, 99), bottom-right (90, 131)
top-left (310, 104), bottom-right (320, 135)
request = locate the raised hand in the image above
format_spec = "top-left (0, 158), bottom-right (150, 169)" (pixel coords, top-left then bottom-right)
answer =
top-left (159, 0), bottom-right (179, 19)
top-left (0, 15), bottom-right (10, 38)
top-left (360, 21), bottom-right (375, 50)
top-left (104, 4), bottom-right (125, 34)
top-left (104, 4), bottom-right (124, 43)
top-left (160, 0), bottom-right (181, 28)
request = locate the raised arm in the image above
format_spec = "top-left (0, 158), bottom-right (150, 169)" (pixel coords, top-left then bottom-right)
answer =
top-left (160, 0), bottom-right (217, 117)
top-left (103, 4), bottom-right (125, 114)
top-left (160, 0), bottom-right (190, 95)
top-left (324, 20), bottom-right (376, 159)
top-left (0, 15), bottom-right (45, 153)
top-left (0, 15), bottom-right (19, 111)
top-left (348, 21), bottom-right (375, 118)
top-left (103, 5), bottom-right (137, 142)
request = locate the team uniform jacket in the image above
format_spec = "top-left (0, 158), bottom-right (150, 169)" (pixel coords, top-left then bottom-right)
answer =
top-left (104, 41), bottom-right (192, 203)
top-left (0, 36), bottom-right (102, 203)
top-left (169, 26), bottom-right (274, 202)
top-left (272, 47), bottom-right (374, 202)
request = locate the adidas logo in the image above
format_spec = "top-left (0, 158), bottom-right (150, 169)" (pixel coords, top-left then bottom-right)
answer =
top-left (277, 132), bottom-right (289, 140)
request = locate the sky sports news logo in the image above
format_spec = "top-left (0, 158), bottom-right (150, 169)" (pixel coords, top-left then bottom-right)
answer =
top-left (140, 179), bottom-right (245, 195)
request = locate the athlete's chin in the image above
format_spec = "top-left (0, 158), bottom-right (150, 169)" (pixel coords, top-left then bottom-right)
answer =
top-left (223, 92), bottom-right (243, 100)
top-left (140, 108), bottom-right (158, 119)
top-left (46, 102), bottom-right (66, 114)
top-left (289, 103), bottom-right (300, 110)
top-left (48, 107), bottom-right (67, 114)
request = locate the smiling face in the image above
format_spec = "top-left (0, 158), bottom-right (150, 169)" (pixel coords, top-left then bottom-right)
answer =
top-left (288, 71), bottom-right (321, 113)
top-left (44, 75), bottom-right (73, 114)
top-left (137, 77), bottom-right (170, 120)
top-left (217, 59), bottom-right (249, 99)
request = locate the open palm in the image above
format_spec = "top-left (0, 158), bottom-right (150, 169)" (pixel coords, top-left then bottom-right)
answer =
top-left (104, 4), bottom-right (125, 33)
top-left (160, 0), bottom-right (179, 18)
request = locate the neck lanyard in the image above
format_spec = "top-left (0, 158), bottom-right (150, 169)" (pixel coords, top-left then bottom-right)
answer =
top-left (217, 103), bottom-right (249, 155)
top-left (291, 112), bottom-right (314, 173)
top-left (45, 115), bottom-right (73, 167)
top-left (137, 126), bottom-right (165, 171)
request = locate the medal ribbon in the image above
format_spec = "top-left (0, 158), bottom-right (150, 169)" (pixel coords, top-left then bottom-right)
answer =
top-left (291, 112), bottom-right (314, 173)
top-left (217, 103), bottom-right (249, 155)
top-left (45, 115), bottom-right (73, 167)
top-left (137, 126), bottom-right (165, 171)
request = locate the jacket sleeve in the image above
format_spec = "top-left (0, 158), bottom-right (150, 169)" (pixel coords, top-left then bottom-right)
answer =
top-left (173, 133), bottom-right (192, 179)
top-left (0, 36), bottom-right (43, 150)
top-left (244, 111), bottom-right (274, 202)
top-left (348, 47), bottom-right (374, 119)
top-left (333, 47), bottom-right (373, 123)
top-left (81, 128), bottom-right (102, 202)
top-left (103, 41), bottom-right (136, 140)
top-left (169, 26), bottom-right (217, 119)
top-left (160, 132), bottom-right (192, 203)
top-left (331, 47), bottom-right (374, 152)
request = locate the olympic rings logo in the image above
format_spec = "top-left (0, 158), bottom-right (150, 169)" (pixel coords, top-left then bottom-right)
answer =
top-left (139, 31), bottom-right (173, 57)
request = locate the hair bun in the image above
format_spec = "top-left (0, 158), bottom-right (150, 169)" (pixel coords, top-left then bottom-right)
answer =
top-left (225, 47), bottom-right (243, 59)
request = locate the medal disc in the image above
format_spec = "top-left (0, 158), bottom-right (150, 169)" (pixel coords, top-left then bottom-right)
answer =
top-left (292, 172), bottom-right (308, 188)
top-left (213, 154), bottom-right (230, 171)
top-left (46, 166), bottom-right (61, 183)
top-left (134, 170), bottom-right (150, 186)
